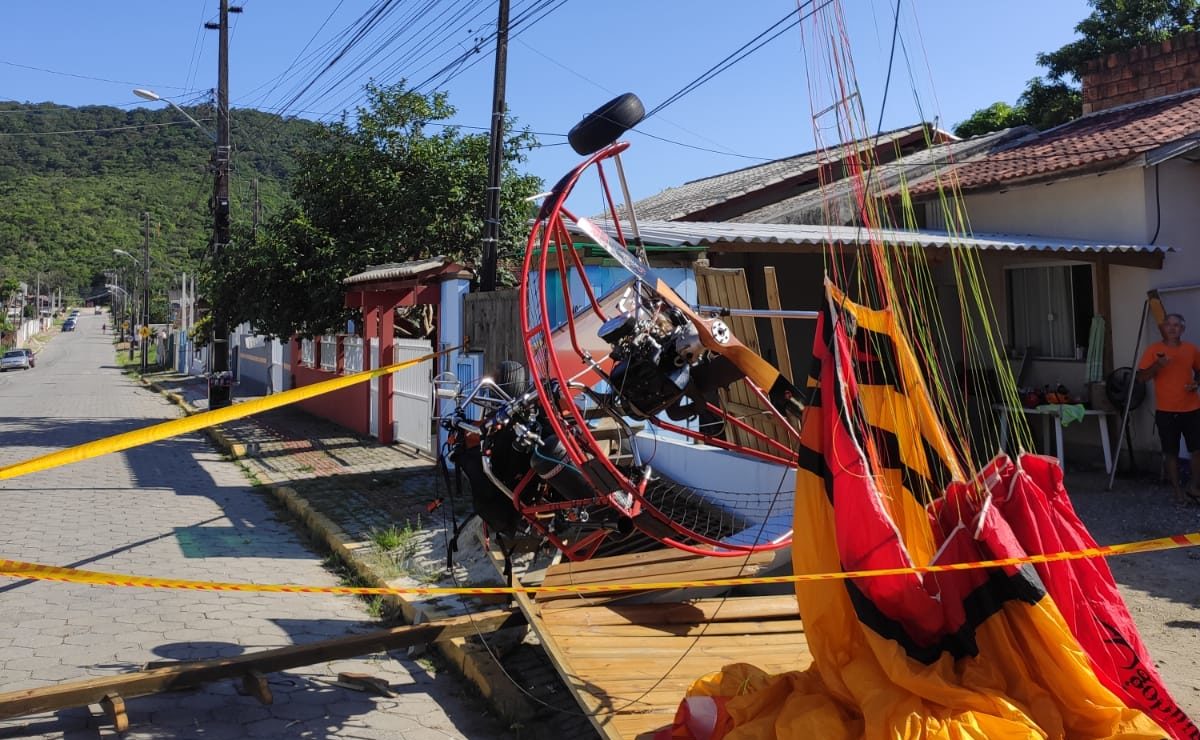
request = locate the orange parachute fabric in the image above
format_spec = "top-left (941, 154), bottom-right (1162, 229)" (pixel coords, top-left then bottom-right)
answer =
top-left (659, 280), bottom-right (1178, 739)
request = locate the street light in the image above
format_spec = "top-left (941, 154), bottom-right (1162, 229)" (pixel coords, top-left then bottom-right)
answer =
top-left (132, 89), bottom-right (216, 142)
top-left (134, 84), bottom-right (231, 408)
top-left (104, 283), bottom-right (132, 349)
top-left (114, 244), bottom-right (150, 370)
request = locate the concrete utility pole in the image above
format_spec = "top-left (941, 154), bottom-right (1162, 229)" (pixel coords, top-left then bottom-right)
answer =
top-left (205, 0), bottom-right (241, 408)
top-left (141, 212), bottom-right (151, 373)
top-left (479, 0), bottom-right (510, 292)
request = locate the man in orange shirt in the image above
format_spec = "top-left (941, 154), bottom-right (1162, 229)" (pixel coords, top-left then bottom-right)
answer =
top-left (1137, 313), bottom-right (1200, 503)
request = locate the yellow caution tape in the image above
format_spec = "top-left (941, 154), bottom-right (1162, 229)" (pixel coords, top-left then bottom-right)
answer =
top-left (3, 531), bottom-right (1198, 596)
top-left (0, 346), bottom-right (458, 481)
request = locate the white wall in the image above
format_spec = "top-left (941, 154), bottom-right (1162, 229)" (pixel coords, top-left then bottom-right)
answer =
top-left (958, 158), bottom-right (1200, 458)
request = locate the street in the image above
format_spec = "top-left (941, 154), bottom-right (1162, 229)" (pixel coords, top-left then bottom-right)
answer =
top-left (0, 312), bottom-right (509, 739)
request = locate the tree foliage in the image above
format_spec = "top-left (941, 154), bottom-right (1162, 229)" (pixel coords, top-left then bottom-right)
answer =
top-left (954, 0), bottom-right (1199, 136)
top-left (0, 102), bottom-right (315, 303)
top-left (951, 102), bottom-right (1028, 138)
top-left (219, 84), bottom-right (543, 340)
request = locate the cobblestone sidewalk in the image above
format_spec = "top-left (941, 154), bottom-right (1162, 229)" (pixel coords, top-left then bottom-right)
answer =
top-left (142, 371), bottom-right (590, 739)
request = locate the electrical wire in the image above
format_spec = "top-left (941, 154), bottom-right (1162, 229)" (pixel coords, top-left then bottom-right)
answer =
top-left (645, 0), bottom-right (829, 121)
top-left (0, 60), bottom-right (192, 92)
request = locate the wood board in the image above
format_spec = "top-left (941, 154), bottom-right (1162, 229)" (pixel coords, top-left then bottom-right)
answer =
top-left (509, 547), bottom-right (810, 739)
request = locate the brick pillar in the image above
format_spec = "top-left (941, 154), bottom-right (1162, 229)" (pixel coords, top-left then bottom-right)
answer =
top-left (378, 304), bottom-right (395, 444)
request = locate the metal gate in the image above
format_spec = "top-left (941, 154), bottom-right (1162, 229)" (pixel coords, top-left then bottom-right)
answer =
top-left (391, 338), bottom-right (434, 454)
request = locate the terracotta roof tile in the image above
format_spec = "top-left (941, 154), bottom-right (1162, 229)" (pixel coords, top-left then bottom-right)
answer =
top-left (909, 88), bottom-right (1200, 195)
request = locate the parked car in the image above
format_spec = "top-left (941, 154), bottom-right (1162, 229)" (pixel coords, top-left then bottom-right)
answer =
top-left (20, 348), bottom-right (34, 368)
top-left (1, 350), bottom-right (31, 371)
top-left (62, 320), bottom-right (76, 332)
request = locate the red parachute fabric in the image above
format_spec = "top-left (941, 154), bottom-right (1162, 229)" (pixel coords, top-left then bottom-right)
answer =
top-left (660, 281), bottom-right (1178, 739)
top-left (972, 454), bottom-right (1196, 738)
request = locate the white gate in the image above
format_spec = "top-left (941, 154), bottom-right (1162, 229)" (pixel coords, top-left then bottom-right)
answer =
top-left (391, 338), bottom-right (433, 454)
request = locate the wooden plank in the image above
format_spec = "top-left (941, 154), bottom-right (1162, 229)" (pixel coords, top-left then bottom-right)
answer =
top-left (556, 620), bottom-right (804, 638)
top-left (763, 266), bottom-right (792, 381)
top-left (541, 595), bottom-right (800, 626)
top-left (559, 637), bottom-right (811, 659)
top-left (540, 549), bottom-right (777, 589)
top-left (0, 608), bottom-right (524, 721)
top-left (511, 574), bottom-right (623, 740)
top-left (464, 289), bottom-right (523, 376)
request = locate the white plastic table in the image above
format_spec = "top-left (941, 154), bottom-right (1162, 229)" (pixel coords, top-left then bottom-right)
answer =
top-left (994, 404), bottom-right (1116, 474)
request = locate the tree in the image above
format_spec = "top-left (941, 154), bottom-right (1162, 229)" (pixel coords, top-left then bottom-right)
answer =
top-left (954, 0), bottom-right (1200, 136)
top-left (219, 83), bottom-right (543, 340)
top-left (952, 102), bottom-right (1028, 138)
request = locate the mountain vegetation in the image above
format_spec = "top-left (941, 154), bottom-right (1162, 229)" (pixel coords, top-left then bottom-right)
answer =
top-left (954, 0), bottom-right (1200, 137)
top-left (0, 100), bottom-right (319, 306)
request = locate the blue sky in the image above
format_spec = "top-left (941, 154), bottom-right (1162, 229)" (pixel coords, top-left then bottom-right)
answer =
top-left (2, 0), bottom-right (1092, 203)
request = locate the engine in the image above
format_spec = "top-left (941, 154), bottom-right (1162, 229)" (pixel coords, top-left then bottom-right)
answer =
top-left (599, 302), bottom-right (706, 420)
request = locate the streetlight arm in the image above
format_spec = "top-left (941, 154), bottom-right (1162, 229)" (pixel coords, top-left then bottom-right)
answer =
top-left (163, 98), bottom-right (217, 143)
top-left (133, 88), bottom-right (216, 142)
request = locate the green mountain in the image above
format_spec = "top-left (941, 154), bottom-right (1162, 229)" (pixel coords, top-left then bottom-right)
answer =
top-left (0, 101), bottom-right (321, 303)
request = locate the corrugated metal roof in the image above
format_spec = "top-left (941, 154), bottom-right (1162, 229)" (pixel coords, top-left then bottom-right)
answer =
top-left (580, 219), bottom-right (1170, 255)
top-left (343, 257), bottom-right (446, 285)
top-left (734, 127), bottom-right (1034, 224)
top-left (621, 124), bottom-right (940, 221)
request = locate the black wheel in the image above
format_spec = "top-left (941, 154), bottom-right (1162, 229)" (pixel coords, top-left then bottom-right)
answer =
top-left (496, 360), bottom-right (529, 398)
top-left (1106, 367), bottom-right (1146, 410)
top-left (567, 93), bottom-right (645, 155)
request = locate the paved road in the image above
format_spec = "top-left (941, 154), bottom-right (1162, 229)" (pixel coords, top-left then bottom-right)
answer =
top-left (0, 312), bottom-right (508, 738)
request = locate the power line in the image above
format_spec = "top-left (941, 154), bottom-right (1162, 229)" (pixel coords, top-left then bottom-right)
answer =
top-left (0, 119), bottom-right (215, 137)
top-left (246, 0), bottom-right (346, 109)
top-left (0, 59), bottom-right (192, 92)
top-left (646, 0), bottom-right (828, 120)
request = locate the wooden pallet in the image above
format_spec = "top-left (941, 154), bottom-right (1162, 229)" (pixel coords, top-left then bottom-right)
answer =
top-left (512, 547), bottom-right (810, 739)
top-left (694, 265), bottom-right (794, 454)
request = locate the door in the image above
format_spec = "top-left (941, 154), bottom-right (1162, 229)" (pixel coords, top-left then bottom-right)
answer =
top-left (391, 338), bottom-right (433, 454)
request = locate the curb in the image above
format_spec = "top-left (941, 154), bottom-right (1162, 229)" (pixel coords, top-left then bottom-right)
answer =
top-left (140, 375), bottom-right (536, 728)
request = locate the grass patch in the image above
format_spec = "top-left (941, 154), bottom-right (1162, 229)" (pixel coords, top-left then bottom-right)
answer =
top-left (114, 343), bottom-right (158, 373)
top-left (370, 522), bottom-right (420, 560)
top-left (322, 552), bottom-right (397, 621)
top-left (367, 520), bottom-right (442, 583)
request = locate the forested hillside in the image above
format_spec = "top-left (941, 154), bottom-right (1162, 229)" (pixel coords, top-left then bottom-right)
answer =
top-left (0, 101), bottom-right (320, 301)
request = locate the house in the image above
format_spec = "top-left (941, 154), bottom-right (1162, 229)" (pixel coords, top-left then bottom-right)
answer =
top-left (607, 32), bottom-right (1200, 467)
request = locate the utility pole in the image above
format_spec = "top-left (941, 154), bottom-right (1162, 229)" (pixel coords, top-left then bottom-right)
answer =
top-left (141, 211), bottom-right (151, 373)
top-left (205, 0), bottom-right (240, 408)
top-left (252, 177), bottom-right (261, 239)
top-left (479, 0), bottom-right (510, 292)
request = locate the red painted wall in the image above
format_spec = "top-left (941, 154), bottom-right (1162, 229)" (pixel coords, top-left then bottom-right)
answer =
top-left (290, 342), bottom-right (372, 437)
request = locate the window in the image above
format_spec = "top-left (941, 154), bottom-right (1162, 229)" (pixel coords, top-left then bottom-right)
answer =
top-left (300, 338), bottom-right (315, 366)
top-left (319, 336), bottom-right (337, 372)
top-left (342, 336), bottom-right (363, 374)
top-left (1005, 264), bottom-right (1094, 360)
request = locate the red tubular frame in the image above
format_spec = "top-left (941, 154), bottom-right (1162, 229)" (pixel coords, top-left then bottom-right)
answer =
top-left (516, 141), bottom-right (797, 558)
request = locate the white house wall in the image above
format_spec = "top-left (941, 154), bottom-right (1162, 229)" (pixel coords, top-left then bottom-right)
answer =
top-left (953, 159), bottom-right (1200, 461)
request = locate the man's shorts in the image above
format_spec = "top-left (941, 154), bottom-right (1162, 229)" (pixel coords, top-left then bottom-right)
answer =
top-left (1155, 409), bottom-right (1200, 456)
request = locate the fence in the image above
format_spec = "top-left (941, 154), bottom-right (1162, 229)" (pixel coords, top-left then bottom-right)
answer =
top-left (463, 289), bottom-right (523, 376)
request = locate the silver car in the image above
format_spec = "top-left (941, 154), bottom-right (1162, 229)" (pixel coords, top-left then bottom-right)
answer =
top-left (1, 349), bottom-right (31, 371)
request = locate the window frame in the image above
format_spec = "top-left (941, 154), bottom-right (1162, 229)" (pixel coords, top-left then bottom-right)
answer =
top-left (1004, 260), bottom-right (1096, 361)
